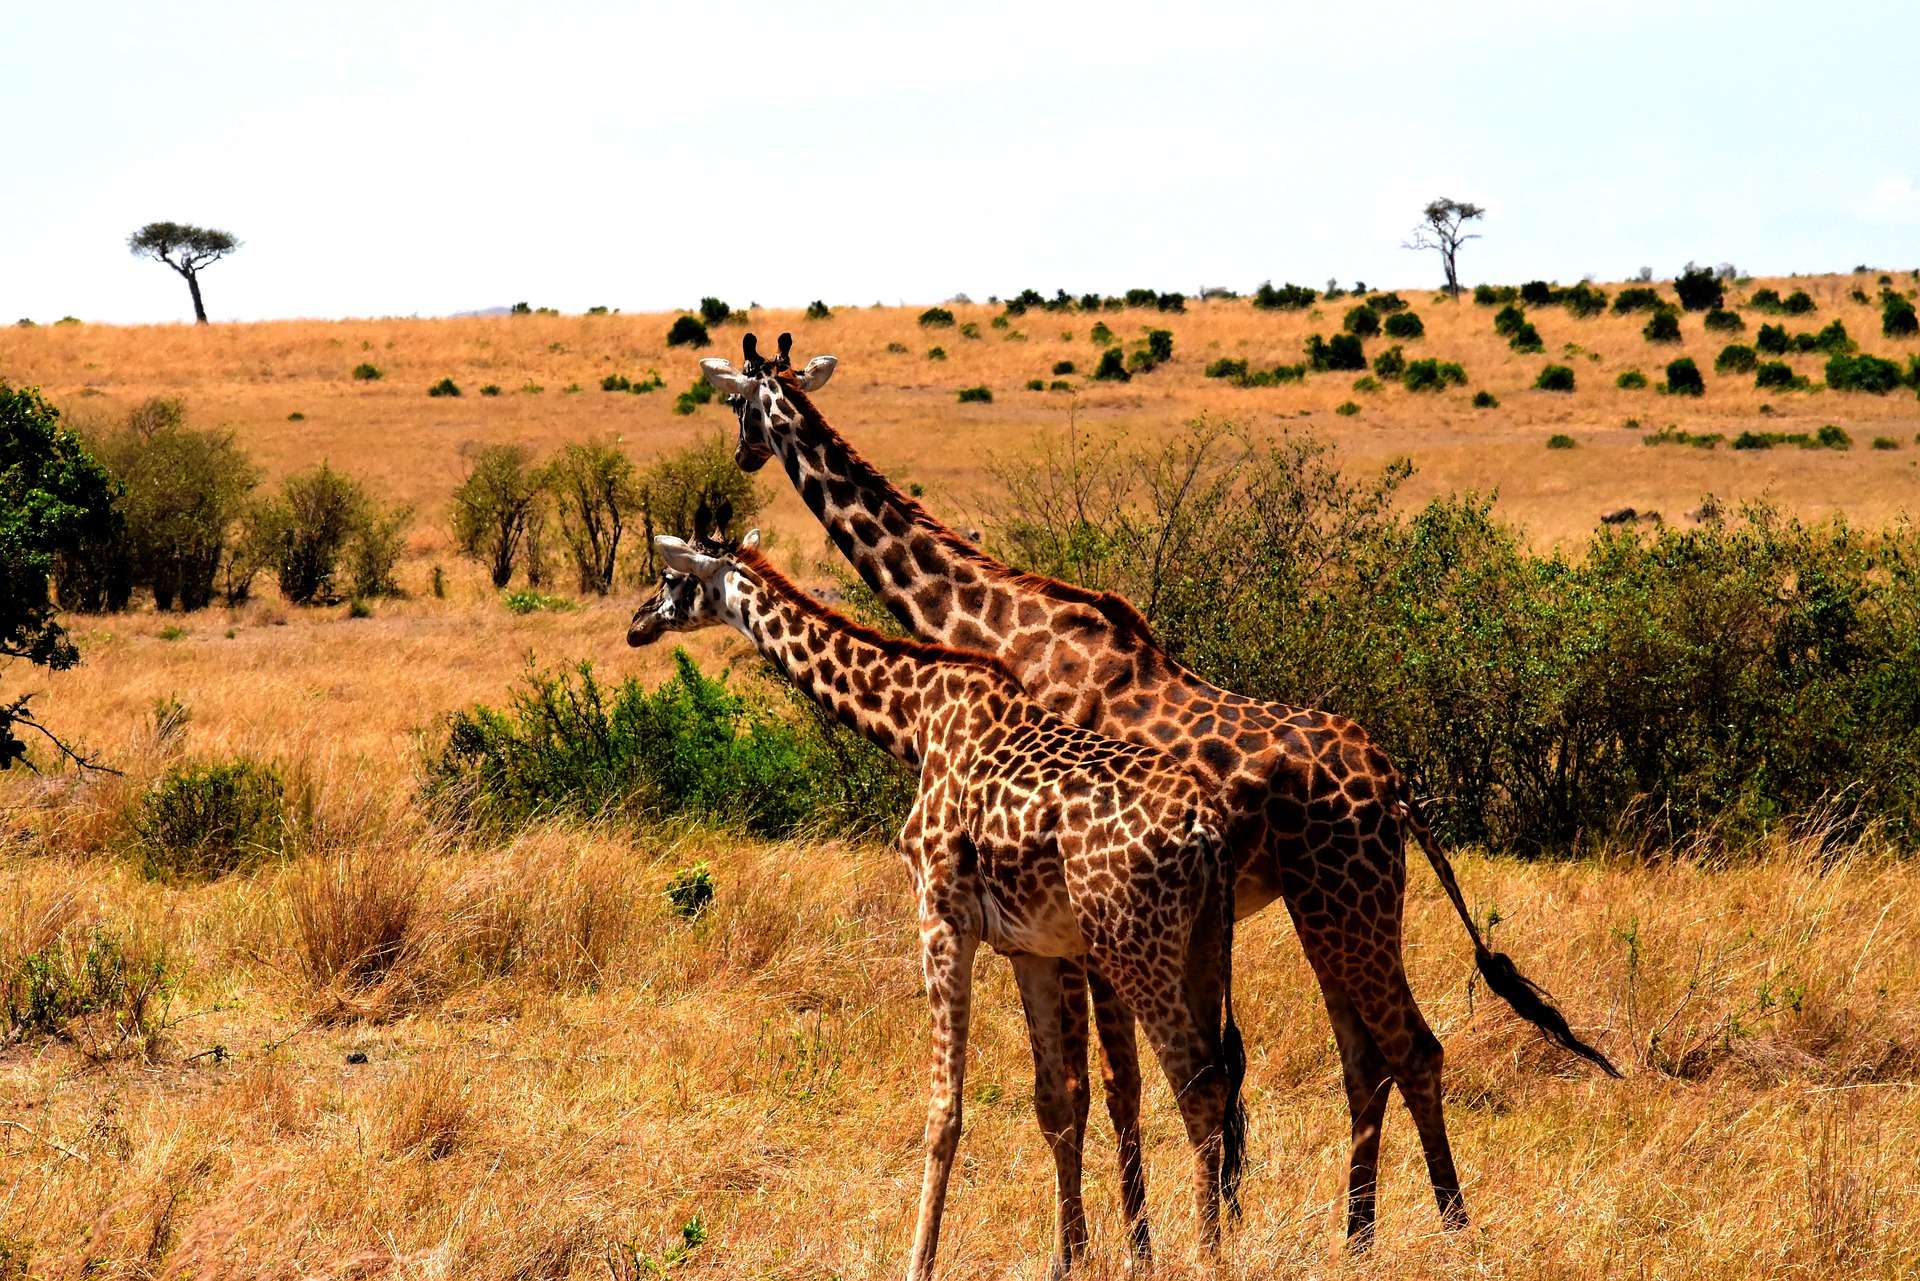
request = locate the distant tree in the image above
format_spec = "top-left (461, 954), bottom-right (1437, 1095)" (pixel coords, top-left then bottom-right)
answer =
top-left (1404, 198), bottom-right (1485, 300)
top-left (1, 383), bottom-right (120, 770)
top-left (128, 221), bottom-right (240, 324)
top-left (451, 444), bottom-right (545, 588)
top-left (546, 440), bottom-right (640, 594)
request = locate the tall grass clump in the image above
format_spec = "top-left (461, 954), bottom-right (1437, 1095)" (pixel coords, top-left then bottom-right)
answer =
top-left (420, 653), bottom-right (911, 838)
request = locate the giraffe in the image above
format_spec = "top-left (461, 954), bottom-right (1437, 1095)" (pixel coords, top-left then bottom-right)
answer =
top-left (697, 333), bottom-right (1620, 1253)
top-left (627, 532), bottom-right (1245, 1280)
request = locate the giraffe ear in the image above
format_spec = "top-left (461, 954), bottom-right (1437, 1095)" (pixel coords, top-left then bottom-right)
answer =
top-left (740, 528), bottom-right (761, 549)
top-left (656, 535), bottom-right (722, 579)
top-left (795, 355), bottom-right (837, 392)
top-left (700, 358), bottom-right (751, 396)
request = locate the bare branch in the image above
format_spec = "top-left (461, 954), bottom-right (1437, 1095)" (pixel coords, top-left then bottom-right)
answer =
top-left (1, 694), bottom-right (121, 776)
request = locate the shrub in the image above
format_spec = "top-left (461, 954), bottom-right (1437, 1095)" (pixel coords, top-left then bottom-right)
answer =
top-left (478, 384), bottom-right (500, 397)
top-left (252, 463), bottom-right (370, 604)
top-left (1546, 433), bottom-right (1576, 449)
top-left (1714, 344), bottom-right (1757, 374)
top-left (1205, 357), bottom-right (1248, 380)
top-left (1093, 348), bottom-right (1130, 381)
top-left (1351, 376), bottom-right (1381, 393)
top-left (1616, 368), bottom-right (1648, 389)
top-left (885, 341), bottom-right (908, 354)
top-left (1252, 281), bottom-right (1316, 310)
top-left (1509, 322), bottom-right (1543, 352)
top-left (1383, 311), bottom-right (1424, 339)
top-left (1562, 283), bottom-right (1608, 317)
top-left (1826, 352), bottom-right (1905, 393)
top-left (665, 864), bottom-right (716, 919)
top-left (926, 347), bottom-right (946, 361)
top-left (1089, 322), bottom-right (1115, 346)
top-left (1052, 360), bottom-right (1076, 376)
top-left (3, 927), bottom-right (170, 1054)
top-left (1642, 308), bottom-right (1682, 343)
top-left (134, 758), bottom-right (286, 879)
top-left (1873, 436), bottom-right (1901, 450)
top-left (1472, 389), bottom-right (1499, 408)
top-left (959, 322), bottom-right (980, 340)
top-left (1756, 322), bottom-right (1790, 355)
top-left (1126, 349), bottom-right (1157, 373)
top-left (546, 439), bottom-right (638, 594)
top-left (1808, 320), bottom-right (1854, 354)
top-left (1817, 423), bottom-right (1853, 449)
top-left (1372, 347), bottom-right (1406, 379)
top-left (1612, 287), bottom-right (1664, 313)
top-left (1783, 289), bottom-right (1816, 315)
top-left (1754, 361), bottom-right (1801, 389)
top-left (1335, 401), bottom-right (1361, 417)
top-left (502, 589), bottom-right (574, 614)
top-left (666, 316), bottom-right (711, 347)
top-left (1704, 308), bottom-right (1744, 332)
top-left (345, 504), bottom-right (411, 598)
top-left (1343, 305), bottom-right (1380, 337)
top-left (805, 299), bottom-right (832, 321)
top-left (1493, 303), bottom-right (1527, 337)
top-left (1662, 357), bottom-right (1705, 396)
top-left (957, 385), bottom-right (993, 403)
top-left (1520, 280), bottom-right (1557, 306)
top-left (1146, 329), bottom-right (1174, 363)
top-left (1048, 380), bottom-right (1072, 391)
top-left (1472, 284), bottom-right (1498, 305)
top-left (427, 378), bottom-right (460, 397)
top-left (1026, 379), bottom-right (1045, 391)
top-left (1369, 292), bottom-right (1407, 313)
top-left (1882, 290), bottom-right (1919, 338)
top-left (1306, 333), bottom-right (1366, 372)
top-left (421, 654), bottom-right (910, 837)
top-left (1674, 265), bottom-right (1725, 311)
top-left (1155, 292), bottom-right (1186, 313)
top-left (698, 297), bottom-right (731, 327)
top-left (1404, 358), bottom-right (1467, 391)
top-left (918, 306), bottom-right (955, 328)
top-left (671, 378), bottom-right (714, 415)
top-left (351, 363), bottom-right (382, 381)
top-left (600, 374), bottom-right (630, 392)
top-left (1534, 363), bottom-right (1576, 392)
top-left (1124, 288), bottom-right (1158, 308)
top-left (1749, 287), bottom-right (1784, 311)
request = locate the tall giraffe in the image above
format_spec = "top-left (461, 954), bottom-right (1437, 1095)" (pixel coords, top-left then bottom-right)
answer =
top-left (628, 533), bottom-right (1246, 1281)
top-left (699, 333), bottom-right (1619, 1251)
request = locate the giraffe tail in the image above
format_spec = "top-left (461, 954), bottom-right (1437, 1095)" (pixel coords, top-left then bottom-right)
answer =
top-left (1401, 791), bottom-right (1624, 1079)
top-left (1203, 820), bottom-right (1249, 1218)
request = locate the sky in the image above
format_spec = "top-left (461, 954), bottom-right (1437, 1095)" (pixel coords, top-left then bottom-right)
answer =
top-left (6, 0), bottom-right (1918, 324)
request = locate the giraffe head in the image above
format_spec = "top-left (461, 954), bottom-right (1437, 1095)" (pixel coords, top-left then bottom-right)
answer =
top-left (625, 529), bottom-right (758, 647)
top-left (699, 331), bottom-right (837, 471)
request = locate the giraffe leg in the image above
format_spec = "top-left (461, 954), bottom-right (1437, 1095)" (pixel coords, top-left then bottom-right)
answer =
top-left (1013, 956), bottom-right (1088, 1279)
top-left (1088, 968), bottom-right (1152, 1265)
top-left (906, 919), bottom-right (979, 1281)
top-left (1058, 959), bottom-right (1093, 1181)
top-left (1323, 987), bottom-right (1394, 1249)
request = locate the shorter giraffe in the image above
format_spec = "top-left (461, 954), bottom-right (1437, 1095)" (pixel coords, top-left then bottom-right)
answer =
top-left (630, 533), bottom-right (1246, 1281)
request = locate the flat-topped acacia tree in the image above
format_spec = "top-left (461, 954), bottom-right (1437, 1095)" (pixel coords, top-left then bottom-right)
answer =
top-left (128, 221), bottom-right (240, 324)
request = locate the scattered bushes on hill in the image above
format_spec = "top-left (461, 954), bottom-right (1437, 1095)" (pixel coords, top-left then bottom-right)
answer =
top-left (1756, 323), bottom-right (1790, 355)
top-left (1883, 289), bottom-right (1918, 337)
top-left (1663, 357), bottom-right (1705, 396)
top-left (1715, 344), bottom-right (1758, 374)
top-left (1612, 287), bottom-right (1664, 313)
top-left (1754, 360), bottom-right (1805, 390)
top-left (985, 422), bottom-right (1920, 851)
top-left (1826, 352), bottom-right (1906, 393)
top-left (1472, 390), bottom-right (1499, 408)
top-left (1643, 307), bottom-right (1682, 343)
top-left (1205, 357), bottom-right (1247, 381)
top-left (1783, 289), bottom-right (1816, 315)
top-left (1493, 303), bottom-right (1527, 338)
top-left (1252, 281), bottom-right (1316, 310)
top-left (351, 363), bottom-right (382, 381)
top-left (427, 378), bottom-right (460, 397)
top-left (957, 385), bottom-right (993, 403)
top-left (1562, 283), bottom-right (1608, 317)
top-left (1306, 333), bottom-right (1366, 372)
top-left (1520, 281), bottom-right (1558, 306)
top-left (1093, 348), bottom-right (1130, 381)
top-left (1674, 265), bottom-right (1725, 311)
top-left (420, 653), bottom-right (910, 838)
top-left (1616, 368), bottom-right (1649, 389)
top-left (918, 307), bottom-right (955, 328)
top-left (1383, 311), bottom-right (1424, 339)
top-left (1800, 320), bottom-right (1854, 354)
top-left (134, 757), bottom-right (286, 880)
top-left (1372, 346), bottom-right (1407, 379)
top-left (1704, 308), bottom-right (1744, 332)
top-left (698, 297), bottom-right (731, 327)
top-left (1749, 287), bottom-right (1783, 310)
top-left (1509, 322), bottom-right (1544, 352)
top-left (1343, 305), bottom-right (1380, 337)
top-left (1404, 358), bottom-right (1467, 391)
top-left (1535, 364), bottom-right (1576, 392)
top-left (805, 300), bottom-right (832, 320)
top-left (666, 316), bottom-right (711, 347)
top-left (1473, 284), bottom-right (1518, 306)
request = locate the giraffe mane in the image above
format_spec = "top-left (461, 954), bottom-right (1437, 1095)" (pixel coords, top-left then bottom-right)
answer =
top-left (773, 372), bottom-right (1163, 645)
top-left (729, 544), bottom-right (1025, 684)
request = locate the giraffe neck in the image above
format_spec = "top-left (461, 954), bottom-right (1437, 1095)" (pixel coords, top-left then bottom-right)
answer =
top-left (716, 556), bottom-right (1006, 767)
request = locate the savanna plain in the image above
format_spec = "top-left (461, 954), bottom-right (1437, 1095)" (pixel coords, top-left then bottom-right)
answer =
top-left (4, 272), bottom-right (1920, 1278)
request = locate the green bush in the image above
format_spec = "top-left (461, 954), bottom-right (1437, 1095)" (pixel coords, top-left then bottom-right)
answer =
top-left (3, 929), bottom-right (170, 1051)
top-left (1754, 361), bottom-right (1803, 390)
top-left (805, 300), bottom-right (832, 321)
top-left (1714, 344), bottom-right (1757, 374)
top-left (1026, 379), bottom-right (1045, 391)
top-left (1616, 369), bottom-right (1648, 389)
top-left (427, 378), bottom-right (460, 397)
top-left (1404, 358), bottom-right (1467, 391)
top-left (1474, 284), bottom-right (1518, 306)
top-left (351, 363), bottom-right (382, 381)
top-left (546, 439), bottom-right (639, 593)
top-left (1252, 281), bottom-right (1316, 310)
top-left (502, 589), bottom-right (575, 614)
top-left (600, 373), bottom-right (631, 392)
top-left (420, 654), bottom-right (910, 838)
top-left (1872, 436), bottom-right (1901, 451)
top-left (957, 385), bottom-right (993, 403)
top-left (1663, 357), bottom-right (1705, 396)
top-left (918, 307), bottom-right (955, 328)
top-left (1124, 288), bottom-right (1158, 308)
top-left (1472, 390), bottom-right (1499, 408)
top-left (1546, 434), bottom-right (1576, 449)
top-left (479, 384), bottom-right (501, 397)
top-left (1335, 400), bottom-right (1361, 416)
top-left (1089, 321), bottom-right (1115, 346)
top-left (698, 297), bottom-right (731, 327)
top-left (1048, 379), bottom-right (1072, 392)
top-left (251, 463), bottom-right (373, 604)
top-left (1093, 348), bottom-right (1130, 381)
top-left (1382, 311), bottom-right (1423, 339)
top-left (1783, 289), bottom-right (1816, 315)
top-left (1369, 292), bottom-right (1408, 313)
top-left (1307, 333), bottom-right (1366, 372)
top-left (1372, 346), bottom-right (1406, 380)
top-left (1562, 283), bottom-right (1608, 317)
top-left (1756, 322), bottom-right (1790, 354)
top-left (1520, 281), bottom-right (1558, 306)
top-left (1807, 320), bottom-right (1855, 354)
top-left (1612, 287), bottom-right (1664, 314)
top-left (1052, 360), bottom-right (1076, 375)
top-left (1351, 376), bottom-right (1381, 394)
top-left (666, 316), bottom-right (711, 347)
top-left (1826, 352), bottom-right (1905, 393)
top-left (1674, 266), bottom-right (1725, 311)
top-left (134, 758), bottom-right (286, 879)
top-left (1205, 357), bottom-right (1248, 381)
top-left (926, 347), bottom-right (946, 361)
top-left (1509, 322), bottom-right (1543, 352)
top-left (665, 863), bottom-right (716, 918)
top-left (1882, 291), bottom-right (1918, 338)
top-left (1642, 308), bottom-right (1682, 343)
top-left (1147, 329), bottom-right (1174, 363)
top-left (1817, 423), bottom-right (1853, 449)
top-left (1704, 308), bottom-right (1744, 332)
top-left (1749, 287), bottom-right (1784, 311)
top-left (1343, 305), bottom-right (1380, 337)
top-left (1493, 303), bottom-right (1527, 337)
top-left (1534, 364), bottom-right (1576, 392)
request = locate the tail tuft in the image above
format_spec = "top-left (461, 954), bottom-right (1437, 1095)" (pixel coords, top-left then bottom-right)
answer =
top-left (1474, 945), bottom-right (1623, 1078)
top-left (1219, 1018), bottom-right (1248, 1216)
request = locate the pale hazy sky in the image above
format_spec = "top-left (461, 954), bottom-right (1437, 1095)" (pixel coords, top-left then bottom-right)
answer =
top-left (8, 0), bottom-right (1918, 324)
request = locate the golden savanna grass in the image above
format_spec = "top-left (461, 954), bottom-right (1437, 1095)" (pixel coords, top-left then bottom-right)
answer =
top-left (3, 274), bottom-right (1920, 1277)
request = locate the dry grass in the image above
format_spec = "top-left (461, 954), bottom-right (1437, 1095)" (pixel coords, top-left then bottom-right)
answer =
top-left (3, 274), bottom-right (1919, 1276)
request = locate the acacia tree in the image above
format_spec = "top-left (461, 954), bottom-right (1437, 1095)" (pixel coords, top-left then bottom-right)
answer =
top-left (546, 440), bottom-right (639, 594)
top-left (128, 221), bottom-right (240, 323)
top-left (1404, 198), bottom-right (1485, 300)
top-left (451, 444), bottom-right (545, 588)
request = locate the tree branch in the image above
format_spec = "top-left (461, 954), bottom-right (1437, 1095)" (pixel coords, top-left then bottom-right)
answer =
top-left (1, 694), bottom-right (121, 775)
